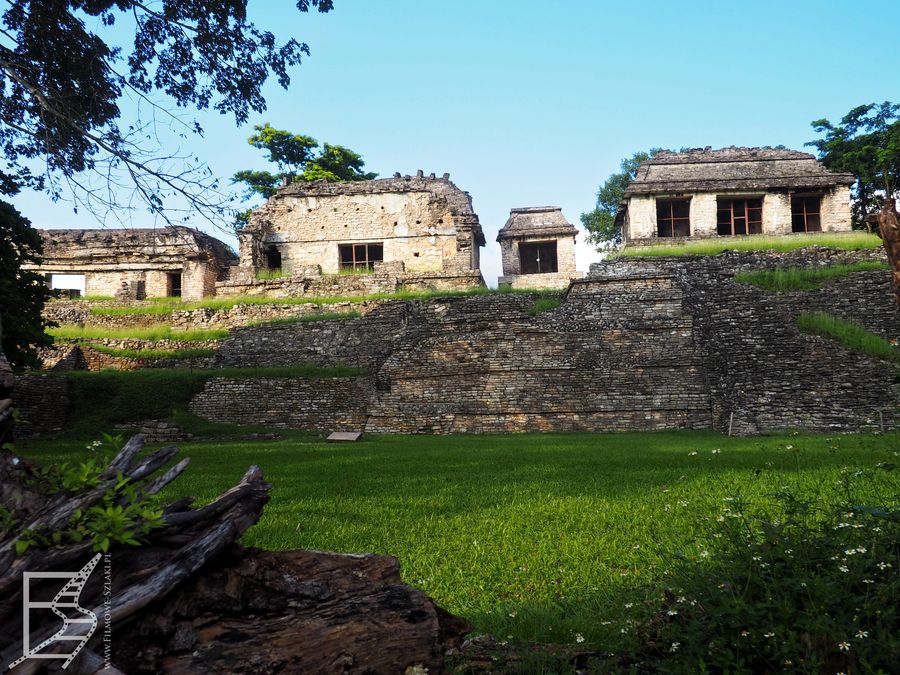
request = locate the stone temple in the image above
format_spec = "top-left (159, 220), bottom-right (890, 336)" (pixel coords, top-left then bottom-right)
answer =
top-left (26, 227), bottom-right (236, 301)
top-left (617, 147), bottom-right (855, 245)
top-left (219, 172), bottom-right (487, 295)
top-left (496, 207), bottom-right (583, 289)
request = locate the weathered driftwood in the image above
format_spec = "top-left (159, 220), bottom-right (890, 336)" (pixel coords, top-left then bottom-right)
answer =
top-left (109, 545), bottom-right (471, 674)
top-left (0, 434), bottom-right (272, 674)
top-left (0, 430), bottom-right (471, 674)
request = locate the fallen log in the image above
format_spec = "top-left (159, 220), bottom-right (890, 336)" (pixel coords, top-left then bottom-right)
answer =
top-left (0, 432), bottom-right (471, 674)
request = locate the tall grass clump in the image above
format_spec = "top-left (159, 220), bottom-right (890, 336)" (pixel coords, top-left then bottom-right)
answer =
top-left (48, 325), bottom-right (229, 342)
top-left (735, 261), bottom-right (889, 291)
top-left (619, 232), bottom-right (882, 258)
top-left (255, 268), bottom-right (289, 280)
top-left (796, 312), bottom-right (900, 364)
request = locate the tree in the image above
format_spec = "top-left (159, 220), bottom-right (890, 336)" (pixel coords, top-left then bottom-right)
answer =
top-left (1, 0), bottom-right (334, 222)
top-left (1, 1), bottom-right (333, 370)
top-left (581, 149), bottom-right (661, 248)
top-left (231, 123), bottom-right (376, 227)
top-left (0, 201), bottom-right (51, 371)
top-left (807, 102), bottom-right (900, 230)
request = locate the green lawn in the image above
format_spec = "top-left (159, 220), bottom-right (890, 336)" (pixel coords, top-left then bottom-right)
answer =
top-left (20, 429), bottom-right (899, 650)
top-left (734, 261), bottom-right (889, 291)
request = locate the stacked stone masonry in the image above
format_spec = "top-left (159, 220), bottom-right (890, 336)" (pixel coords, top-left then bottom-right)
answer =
top-left (18, 248), bottom-right (898, 436)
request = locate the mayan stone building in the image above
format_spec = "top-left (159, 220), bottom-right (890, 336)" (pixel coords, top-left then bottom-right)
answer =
top-left (221, 172), bottom-right (486, 295)
top-left (497, 207), bottom-right (582, 289)
top-left (28, 227), bottom-right (235, 301)
top-left (618, 147), bottom-right (855, 245)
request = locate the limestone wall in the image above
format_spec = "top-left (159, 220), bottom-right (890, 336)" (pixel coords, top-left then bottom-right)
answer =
top-left (593, 248), bottom-right (898, 434)
top-left (625, 188), bottom-right (854, 244)
top-left (189, 377), bottom-right (372, 431)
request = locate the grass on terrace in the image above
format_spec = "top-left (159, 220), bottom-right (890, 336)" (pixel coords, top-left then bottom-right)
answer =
top-left (19, 430), bottom-right (900, 650)
top-left (87, 287), bottom-right (561, 316)
top-left (618, 232), bottom-right (882, 257)
top-left (83, 344), bottom-right (217, 360)
top-left (734, 261), bottom-right (889, 291)
top-left (47, 325), bottom-right (230, 342)
top-left (797, 312), bottom-right (900, 364)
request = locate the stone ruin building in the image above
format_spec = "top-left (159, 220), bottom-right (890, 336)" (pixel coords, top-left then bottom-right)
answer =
top-left (219, 172), bottom-right (487, 295)
top-left (28, 227), bottom-right (236, 301)
top-left (496, 207), bottom-right (583, 289)
top-left (617, 147), bottom-right (855, 245)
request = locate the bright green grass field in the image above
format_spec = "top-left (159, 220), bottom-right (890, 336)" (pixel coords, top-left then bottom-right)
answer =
top-left (20, 430), bottom-right (899, 649)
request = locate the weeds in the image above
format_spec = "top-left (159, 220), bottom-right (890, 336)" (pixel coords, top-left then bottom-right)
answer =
top-left (796, 312), bottom-right (900, 364)
top-left (735, 261), bottom-right (889, 291)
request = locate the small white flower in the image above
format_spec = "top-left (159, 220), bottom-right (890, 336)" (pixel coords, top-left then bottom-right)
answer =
top-left (624, 602), bottom-right (633, 609)
top-left (508, 611), bottom-right (517, 618)
top-left (839, 565), bottom-right (850, 573)
top-left (620, 627), bottom-right (628, 634)
top-left (763, 632), bottom-right (774, 639)
top-left (877, 562), bottom-right (892, 570)
top-left (669, 641), bottom-right (680, 652)
top-left (856, 630), bottom-right (869, 639)
top-left (666, 609), bottom-right (678, 616)
top-left (676, 596), bottom-right (687, 603)
top-left (689, 451), bottom-right (698, 457)
top-left (862, 579), bottom-right (874, 584)
top-left (711, 448), bottom-right (721, 455)
top-left (785, 444), bottom-right (794, 450)
top-left (574, 633), bottom-right (585, 644)
top-left (838, 641), bottom-right (851, 652)
top-left (740, 630), bottom-right (749, 637)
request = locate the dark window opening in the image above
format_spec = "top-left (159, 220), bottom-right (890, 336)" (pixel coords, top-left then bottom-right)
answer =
top-left (167, 272), bottom-right (182, 298)
top-left (265, 244), bottom-right (282, 270)
top-left (656, 199), bottom-right (691, 237)
top-left (717, 198), bottom-right (763, 235)
top-left (791, 195), bottom-right (822, 232)
top-left (519, 241), bottom-right (558, 274)
top-left (339, 242), bottom-right (384, 271)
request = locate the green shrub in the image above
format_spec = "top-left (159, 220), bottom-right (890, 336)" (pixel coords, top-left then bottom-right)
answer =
top-left (634, 465), bottom-right (899, 673)
top-left (735, 261), bottom-right (889, 291)
top-left (796, 312), bottom-right (900, 364)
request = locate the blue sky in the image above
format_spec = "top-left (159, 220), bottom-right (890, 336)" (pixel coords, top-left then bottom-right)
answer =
top-left (9, 0), bottom-right (900, 284)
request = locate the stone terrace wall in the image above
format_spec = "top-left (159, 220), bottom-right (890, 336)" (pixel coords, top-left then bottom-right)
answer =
top-left (189, 377), bottom-right (372, 431)
top-left (364, 276), bottom-right (710, 433)
top-left (14, 374), bottom-right (69, 437)
top-left (593, 248), bottom-right (899, 434)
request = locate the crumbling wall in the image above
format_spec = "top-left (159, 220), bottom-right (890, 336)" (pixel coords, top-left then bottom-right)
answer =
top-left (227, 174), bottom-right (486, 294)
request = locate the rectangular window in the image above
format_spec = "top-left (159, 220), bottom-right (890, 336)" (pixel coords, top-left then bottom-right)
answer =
top-left (791, 195), bottom-right (822, 232)
top-left (167, 272), bottom-right (182, 298)
top-left (717, 198), bottom-right (763, 235)
top-left (339, 242), bottom-right (384, 271)
top-left (519, 241), bottom-right (558, 274)
top-left (656, 199), bottom-right (691, 237)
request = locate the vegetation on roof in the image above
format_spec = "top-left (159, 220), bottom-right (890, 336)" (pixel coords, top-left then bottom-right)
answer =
top-left (734, 261), bottom-right (889, 291)
top-left (618, 232), bottom-right (882, 257)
